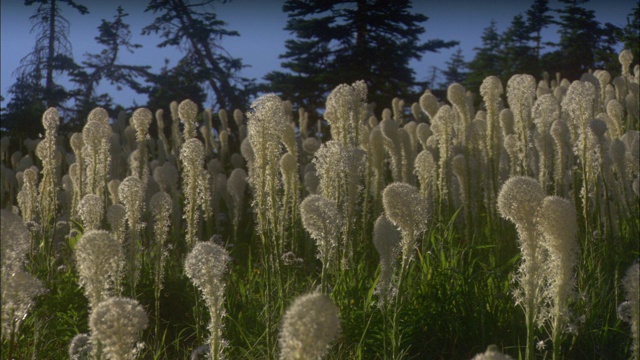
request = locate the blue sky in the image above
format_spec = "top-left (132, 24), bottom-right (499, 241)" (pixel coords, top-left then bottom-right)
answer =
top-left (0, 0), bottom-right (634, 109)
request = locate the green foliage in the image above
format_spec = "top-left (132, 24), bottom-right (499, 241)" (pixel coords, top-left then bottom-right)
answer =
top-left (1, 2), bottom-right (639, 359)
top-left (20, 0), bottom-right (88, 108)
top-left (621, 4), bottom-right (640, 62)
top-left (500, 14), bottom-right (539, 81)
top-left (70, 6), bottom-right (151, 127)
top-left (466, 0), bottom-right (631, 95)
top-left (548, 0), bottom-right (621, 80)
top-left (526, 0), bottom-right (554, 59)
top-left (142, 0), bottom-right (257, 111)
top-left (466, 20), bottom-right (502, 92)
top-left (265, 0), bottom-right (457, 118)
top-left (441, 48), bottom-right (468, 88)
top-left (145, 58), bottom-right (208, 116)
top-left (0, 73), bottom-right (47, 137)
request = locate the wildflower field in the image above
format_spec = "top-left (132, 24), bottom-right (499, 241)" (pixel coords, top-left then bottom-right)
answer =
top-left (1, 50), bottom-right (639, 360)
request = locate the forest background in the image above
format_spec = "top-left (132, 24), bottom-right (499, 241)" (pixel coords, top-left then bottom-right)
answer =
top-left (0, 0), bottom-right (638, 137)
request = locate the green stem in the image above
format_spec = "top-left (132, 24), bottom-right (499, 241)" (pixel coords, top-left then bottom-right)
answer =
top-left (391, 260), bottom-right (408, 359)
top-left (525, 305), bottom-right (535, 360)
top-left (551, 309), bottom-right (563, 360)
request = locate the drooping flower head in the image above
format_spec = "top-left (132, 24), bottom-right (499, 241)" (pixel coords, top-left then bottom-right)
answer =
top-left (382, 182), bottom-right (429, 263)
top-left (300, 194), bottom-right (342, 264)
top-left (373, 214), bottom-right (401, 306)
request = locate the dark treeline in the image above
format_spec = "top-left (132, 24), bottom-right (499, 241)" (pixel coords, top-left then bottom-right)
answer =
top-left (1, 0), bottom-right (638, 138)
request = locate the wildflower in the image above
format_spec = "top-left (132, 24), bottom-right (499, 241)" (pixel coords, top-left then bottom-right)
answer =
top-left (619, 49), bottom-right (634, 78)
top-left (227, 168), bottom-right (248, 231)
top-left (313, 140), bottom-right (365, 265)
top-left (1, 213), bottom-right (43, 343)
top-left (415, 123), bottom-right (431, 150)
top-left (471, 345), bottom-right (514, 360)
top-left (480, 75), bottom-right (503, 163)
top-left (447, 83), bottom-right (471, 140)
top-left (1, 210), bottom-right (30, 271)
top-left (153, 162), bottom-right (179, 193)
top-left (179, 99), bottom-right (199, 141)
top-left (119, 176), bottom-right (145, 290)
top-left (69, 333), bottom-right (92, 360)
top-left (17, 167), bottom-right (38, 223)
top-left (82, 119), bottom-right (112, 199)
top-left (75, 230), bottom-right (124, 310)
top-left (1, 269), bottom-right (46, 341)
top-left (246, 93), bottom-right (288, 236)
top-left (78, 193), bottom-right (104, 230)
top-left (37, 107), bottom-right (60, 230)
top-left (382, 182), bottom-right (429, 264)
top-left (87, 107), bottom-right (109, 125)
top-left (419, 89), bottom-right (439, 121)
top-left (300, 194), bottom-right (341, 271)
top-left (279, 292), bottom-right (340, 360)
top-left (324, 80), bottom-right (368, 147)
top-left (185, 241), bottom-right (231, 360)
top-left (302, 137), bottom-right (321, 155)
top-left (373, 214), bottom-right (401, 306)
top-left (107, 204), bottom-right (127, 246)
top-left (414, 150), bottom-right (436, 199)
top-left (181, 138), bottom-right (211, 249)
top-left (539, 196), bottom-right (578, 312)
top-left (507, 74), bottom-right (536, 174)
top-left (90, 297), bottom-right (148, 360)
top-left (431, 105), bottom-right (455, 203)
top-left (620, 262), bottom-right (639, 360)
top-left (497, 176), bottom-right (545, 360)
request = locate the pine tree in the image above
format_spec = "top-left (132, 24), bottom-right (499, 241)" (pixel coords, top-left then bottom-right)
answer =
top-left (441, 48), bottom-right (468, 88)
top-left (145, 58), bottom-right (207, 113)
top-left (526, 0), bottom-right (554, 60)
top-left (550, 0), bottom-right (621, 80)
top-left (1, 73), bottom-right (48, 137)
top-left (500, 14), bottom-right (538, 80)
top-left (142, 0), bottom-right (256, 111)
top-left (621, 4), bottom-right (639, 61)
top-left (4, 0), bottom-right (88, 134)
top-left (265, 0), bottom-right (457, 117)
top-left (70, 6), bottom-right (152, 126)
top-left (465, 20), bottom-right (502, 92)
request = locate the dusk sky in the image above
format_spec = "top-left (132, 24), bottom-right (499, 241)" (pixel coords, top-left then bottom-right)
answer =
top-left (0, 0), bottom-right (634, 110)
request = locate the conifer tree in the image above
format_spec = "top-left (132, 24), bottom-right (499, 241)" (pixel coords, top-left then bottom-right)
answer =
top-left (465, 20), bottom-right (502, 92)
top-left (526, 0), bottom-right (554, 60)
top-left (20, 0), bottom-right (89, 108)
top-left (548, 0), bottom-right (621, 79)
top-left (441, 48), bottom-right (468, 88)
top-left (500, 14), bottom-right (538, 81)
top-left (4, 0), bottom-right (88, 134)
top-left (142, 0), bottom-right (256, 111)
top-left (145, 58), bottom-right (207, 113)
top-left (621, 4), bottom-right (639, 61)
top-left (70, 6), bottom-right (151, 124)
top-left (265, 0), bottom-right (457, 117)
